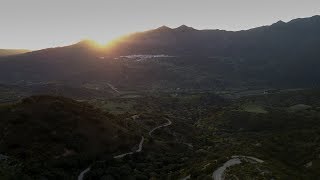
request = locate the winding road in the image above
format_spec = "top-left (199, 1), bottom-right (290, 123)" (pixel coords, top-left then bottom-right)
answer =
top-left (78, 118), bottom-right (172, 180)
top-left (113, 136), bottom-right (145, 159)
top-left (106, 83), bottom-right (120, 94)
top-left (77, 167), bottom-right (91, 180)
top-left (181, 175), bottom-right (191, 180)
top-left (149, 118), bottom-right (172, 137)
top-left (212, 155), bottom-right (264, 180)
top-left (78, 136), bottom-right (145, 180)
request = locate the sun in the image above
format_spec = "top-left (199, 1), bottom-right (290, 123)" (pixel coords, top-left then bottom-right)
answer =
top-left (91, 33), bottom-right (123, 46)
top-left (93, 39), bottom-right (110, 46)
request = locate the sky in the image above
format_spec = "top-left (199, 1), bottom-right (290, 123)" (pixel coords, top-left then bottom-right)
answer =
top-left (1, 0), bottom-right (320, 50)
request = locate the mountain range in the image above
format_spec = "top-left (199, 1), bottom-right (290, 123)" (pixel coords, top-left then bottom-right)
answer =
top-left (0, 15), bottom-right (320, 90)
top-left (105, 15), bottom-right (320, 58)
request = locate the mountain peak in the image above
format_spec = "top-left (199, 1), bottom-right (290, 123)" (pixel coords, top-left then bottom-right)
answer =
top-left (158, 25), bottom-right (172, 30)
top-left (153, 26), bottom-right (172, 32)
top-left (175, 25), bottom-right (196, 31)
top-left (274, 20), bottom-right (286, 25)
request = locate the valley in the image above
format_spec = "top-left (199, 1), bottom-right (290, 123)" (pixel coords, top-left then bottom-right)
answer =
top-left (0, 88), bottom-right (319, 179)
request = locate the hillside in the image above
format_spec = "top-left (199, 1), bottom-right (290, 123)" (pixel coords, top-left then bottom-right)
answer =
top-left (0, 96), bottom-right (140, 178)
top-left (0, 49), bottom-right (30, 57)
top-left (0, 96), bottom-right (140, 158)
top-left (70, 90), bottom-right (320, 179)
top-left (0, 16), bottom-right (319, 91)
top-left (0, 90), bottom-right (319, 179)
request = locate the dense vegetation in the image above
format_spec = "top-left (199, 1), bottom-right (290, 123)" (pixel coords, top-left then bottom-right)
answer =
top-left (0, 96), bottom-right (140, 179)
top-left (62, 89), bottom-right (318, 180)
top-left (1, 89), bottom-right (318, 179)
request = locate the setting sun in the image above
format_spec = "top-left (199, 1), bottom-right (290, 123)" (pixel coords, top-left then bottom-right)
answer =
top-left (89, 32), bottom-right (128, 47)
top-left (91, 37), bottom-right (113, 46)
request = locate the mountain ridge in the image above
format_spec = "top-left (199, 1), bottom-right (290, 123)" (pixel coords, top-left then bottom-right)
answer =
top-left (0, 15), bottom-right (319, 90)
top-left (0, 49), bottom-right (30, 57)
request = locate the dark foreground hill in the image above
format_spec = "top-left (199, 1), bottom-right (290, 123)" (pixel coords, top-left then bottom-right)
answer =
top-left (0, 96), bottom-right (140, 178)
top-left (0, 96), bottom-right (140, 159)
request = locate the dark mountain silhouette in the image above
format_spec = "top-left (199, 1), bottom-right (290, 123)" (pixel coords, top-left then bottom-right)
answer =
top-left (106, 15), bottom-right (320, 58)
top-left (154, 25), bottom-right (173, 32)
top-left (0, 15), bottom-right (319, 89)
top-left (175, 25), bottom-right (197, 32)
top-left (0, 40), bottom-right (114, 84)
top-left (0, 49), bottom-right (30, 57)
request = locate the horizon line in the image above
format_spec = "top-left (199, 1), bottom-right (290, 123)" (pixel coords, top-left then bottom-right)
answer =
top-left (2, 14), bottom-right (319, 51)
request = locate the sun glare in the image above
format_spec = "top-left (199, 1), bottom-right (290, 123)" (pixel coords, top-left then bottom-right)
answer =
top-left (91, 34), bottom-right (123, 46)
top-left (89, 31), bottom-right (131, 49)
top-left (93, 39), bottom-right (109, 46)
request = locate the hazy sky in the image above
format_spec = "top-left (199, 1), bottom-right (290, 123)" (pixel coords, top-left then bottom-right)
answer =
top-left (1, 0), bottom-right (320, 50)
